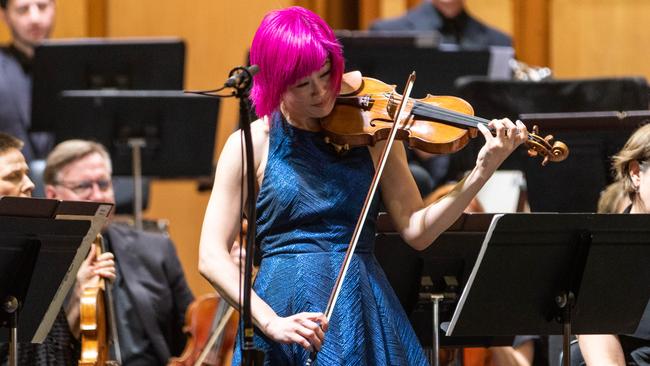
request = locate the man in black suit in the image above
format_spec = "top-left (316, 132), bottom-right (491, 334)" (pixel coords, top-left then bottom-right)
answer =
top-left (0, 0), bottom-right (54, 163)
top-left (370, 0), bottom-right (511, 48)
top-left (43, 139), bottom-right (194, 366)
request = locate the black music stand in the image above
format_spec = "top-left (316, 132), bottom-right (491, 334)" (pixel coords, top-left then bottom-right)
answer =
top-left (0, 197), bottom-right (112, 366)
top-left (518, 111), bottom-right (650, 213)
top-left (56, 90), bottom-right (219, 229)
top-left (30, 38), bottom-right (185, 134)
top-left (447, 213), bottom-right (650, 366)
top-left (336, 30), bottom-right (513, 97)
top-left (447, 77), bottom-right (649, 210)
top-left (375, 213), bottom-right (512, 366)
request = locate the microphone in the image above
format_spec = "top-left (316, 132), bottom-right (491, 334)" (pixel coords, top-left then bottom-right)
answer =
top-left (224, 65), bottom-right (260, 88)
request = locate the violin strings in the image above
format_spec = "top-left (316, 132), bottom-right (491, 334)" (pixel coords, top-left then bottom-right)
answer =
top-left (348, 94), bottom-right (532, 141)
top-left (372, 93), bottom-right (489, 129)
top-left (372, 94), bottom-right (533, 140)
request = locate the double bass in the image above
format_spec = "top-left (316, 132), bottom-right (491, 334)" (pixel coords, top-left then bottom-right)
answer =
top-left (79, 234), bottom-right (121, 366)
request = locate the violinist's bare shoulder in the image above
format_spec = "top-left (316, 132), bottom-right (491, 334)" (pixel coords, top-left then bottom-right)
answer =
top-left (224, 116), bottom-right (270, 183)
top-left (249, 115), bottom-right (271, 146)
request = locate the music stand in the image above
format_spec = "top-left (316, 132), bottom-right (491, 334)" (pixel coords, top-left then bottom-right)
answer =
top-left (375, 213), bottom-right (512, 366)
top-left (56, 90), bottom-right (219, 229)
top-left (0, 197), bottom-right (112, 366)
top-left (447, 213), bottom-right (650, 366)
top-left (518, 110), bottom-right (650, 212)
top-left (447, 77), bottom-right (649, 208)
top-left (30, 38), bottom-right (185, 134)
top-left (336, 30), bottom-right (513, 96)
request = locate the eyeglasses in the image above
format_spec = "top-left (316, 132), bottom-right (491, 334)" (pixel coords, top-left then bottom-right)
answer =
top-left (55, 179), bottom-right (112, 197)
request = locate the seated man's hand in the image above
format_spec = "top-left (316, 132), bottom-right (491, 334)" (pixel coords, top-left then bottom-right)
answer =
top-left (77, 243), bottom-right (116, 290)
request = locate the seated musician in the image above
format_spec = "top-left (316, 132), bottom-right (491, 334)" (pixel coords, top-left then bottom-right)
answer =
top-left (43, 139), bottom-right (195, 366)
top-left (0, 132), bottom-right (116, 366)
top-left (576, 124), bottom-right (650, 365)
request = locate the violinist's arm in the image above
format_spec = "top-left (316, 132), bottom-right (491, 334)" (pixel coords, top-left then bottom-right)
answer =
top-left (490, 342), bottom-right (535, 366)
top-left (198, 121), bottom-right (327, 352)
top-left (379, 119), bottom-right (527, 250)
top-left (199, 124), bottom-right (272, 327)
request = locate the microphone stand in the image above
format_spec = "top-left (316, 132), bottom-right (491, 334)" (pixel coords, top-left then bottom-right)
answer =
top-left (185, 65), bottom-right (265, 366)
top-left (234, 71), bottom-right (265, 366)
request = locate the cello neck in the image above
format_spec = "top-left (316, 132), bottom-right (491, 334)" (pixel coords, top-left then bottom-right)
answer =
top-left (194, 299), bottom-right (236, 366)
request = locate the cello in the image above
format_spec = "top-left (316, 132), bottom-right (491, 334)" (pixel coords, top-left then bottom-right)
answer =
top-left (79, 234), bottom-right (121, 366)
top-left (167, 294), bottom-right (238, 366)
top-left (168, 223), bottom-right (248, 366)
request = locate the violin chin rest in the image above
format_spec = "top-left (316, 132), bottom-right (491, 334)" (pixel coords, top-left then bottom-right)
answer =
top-left (340, 71), bottom-right (363, 96)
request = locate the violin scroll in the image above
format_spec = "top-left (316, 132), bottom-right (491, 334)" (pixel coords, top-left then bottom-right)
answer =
top-left (525, 125), bottom-right (569, 166)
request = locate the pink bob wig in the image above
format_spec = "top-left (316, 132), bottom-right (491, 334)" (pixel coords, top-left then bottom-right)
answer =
top-left (249, 6), bottom-right (344, 118)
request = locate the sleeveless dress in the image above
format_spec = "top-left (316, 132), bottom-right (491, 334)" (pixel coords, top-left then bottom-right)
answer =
top-left (231, 112), bottom-right (429, 366)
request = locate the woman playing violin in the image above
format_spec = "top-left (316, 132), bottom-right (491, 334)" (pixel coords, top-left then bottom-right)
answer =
top-left (198, 6), bottom-right (527, 365)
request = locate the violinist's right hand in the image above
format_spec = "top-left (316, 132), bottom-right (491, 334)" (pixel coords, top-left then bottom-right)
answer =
top-left (262, 312), bottom-right (329, 352)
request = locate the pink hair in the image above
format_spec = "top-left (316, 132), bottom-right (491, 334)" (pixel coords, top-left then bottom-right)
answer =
top-left (249, 6), bottom-right (344, 118)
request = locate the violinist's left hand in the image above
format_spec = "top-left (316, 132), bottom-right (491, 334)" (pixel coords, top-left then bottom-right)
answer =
top-left (475, 118), bottom-right (527, 176)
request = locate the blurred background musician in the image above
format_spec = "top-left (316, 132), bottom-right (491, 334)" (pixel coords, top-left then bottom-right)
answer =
top-left (0, 0), bottom-right (54, 164)
top-left (0, 132), bottom-right (116, 366)
top-left (43, 139), bottom-right (194, 366)
top-left (370, 0), bottom-right (511, 48)
top-left (576, 123), bottom-right (650, 365)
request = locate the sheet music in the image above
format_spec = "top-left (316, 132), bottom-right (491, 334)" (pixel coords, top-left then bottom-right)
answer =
top-left (446, 213), bottom-right (504, 336)
top-left (32, 203), bottom-right (112, 343)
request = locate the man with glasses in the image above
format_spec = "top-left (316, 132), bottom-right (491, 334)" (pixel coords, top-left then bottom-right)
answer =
top-left (43, 139), bottom-right (194, 366)
top-left (0, 132), bottom-right (116, 366)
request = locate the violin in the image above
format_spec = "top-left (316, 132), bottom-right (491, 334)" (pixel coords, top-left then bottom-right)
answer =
top-left (321, 71), bottom-right (569, 165)
top-left (79, 235), bottom-right (121, 366)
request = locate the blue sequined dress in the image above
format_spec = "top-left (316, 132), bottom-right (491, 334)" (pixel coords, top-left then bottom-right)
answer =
top-left (232, 112), bottom-right (429, 366)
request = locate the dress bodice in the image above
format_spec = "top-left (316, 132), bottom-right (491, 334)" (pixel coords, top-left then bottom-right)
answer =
top-left (255, 112), bottom-right (379, 257)
top-left (233, 112), bottom-right (428, 366)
